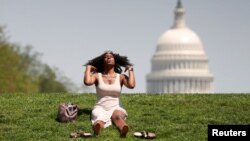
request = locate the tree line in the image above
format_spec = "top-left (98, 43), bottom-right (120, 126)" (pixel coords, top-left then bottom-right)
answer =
top-left (0, 26), bottom-right (74, 93)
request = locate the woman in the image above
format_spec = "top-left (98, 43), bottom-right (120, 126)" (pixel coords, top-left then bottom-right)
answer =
top-left (83, 51), bottom-right (135, 137)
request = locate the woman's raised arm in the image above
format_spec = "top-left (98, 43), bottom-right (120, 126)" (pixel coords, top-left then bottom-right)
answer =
top-left (122, 66), bottom-right (135, 89)
top-left (84, 65), bottom-right (97, 86)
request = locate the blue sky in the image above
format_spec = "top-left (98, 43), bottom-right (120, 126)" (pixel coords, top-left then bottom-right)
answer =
top-left (0, 0), bottom-right (250, 93)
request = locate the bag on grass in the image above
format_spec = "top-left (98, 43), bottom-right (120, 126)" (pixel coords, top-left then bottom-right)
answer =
top-left (57, 103), bottom-right (79, 123)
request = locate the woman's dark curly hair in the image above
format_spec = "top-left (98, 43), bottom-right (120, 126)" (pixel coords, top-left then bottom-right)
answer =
top-left (84, 51), bottom-right (133, 74)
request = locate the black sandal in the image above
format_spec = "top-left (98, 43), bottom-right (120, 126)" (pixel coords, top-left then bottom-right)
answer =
top-left (134, 131), bottom-right (156, 139)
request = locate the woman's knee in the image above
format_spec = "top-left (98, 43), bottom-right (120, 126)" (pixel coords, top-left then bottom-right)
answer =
top-left (111, 110), bottom-right (126, 121)
top-left (91, 108), bottom-right (100, 116)
top-left (92, 107), bottom-right (105, 119)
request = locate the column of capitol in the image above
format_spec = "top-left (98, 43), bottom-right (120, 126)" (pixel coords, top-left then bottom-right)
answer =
top-left (146, 0), bottom-right (214, 94)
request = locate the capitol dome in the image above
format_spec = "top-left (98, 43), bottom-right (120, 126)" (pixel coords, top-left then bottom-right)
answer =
top-left (158, 27), bottom-right (202, 45)
top-left (146, 0), bottom-right (214, 93)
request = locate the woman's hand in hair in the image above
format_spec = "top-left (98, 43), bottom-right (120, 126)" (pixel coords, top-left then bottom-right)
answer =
top-left (86, 65), bottom-right (97, 73)
top-left (124, 65), bottom-right (133, 72)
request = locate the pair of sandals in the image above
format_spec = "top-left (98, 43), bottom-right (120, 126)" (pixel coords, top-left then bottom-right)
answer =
top-left (69, 130), bottom-right (92, 138)
top-left (134, 131), bottom-right (156, 139)
top-left (70, 130), bottom-right (156, 139)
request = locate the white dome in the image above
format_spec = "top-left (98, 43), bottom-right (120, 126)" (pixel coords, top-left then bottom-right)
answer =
top-left (158, 27), bottom-right (202, 45)
top-left (146, 0), bottom-right (214, 94)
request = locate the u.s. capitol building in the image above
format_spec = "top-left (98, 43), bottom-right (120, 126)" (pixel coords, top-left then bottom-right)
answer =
top-left (146, 0), bottom-right (214, 94)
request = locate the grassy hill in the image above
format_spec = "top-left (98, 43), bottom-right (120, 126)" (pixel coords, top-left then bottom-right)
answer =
top-left (0, 93), bottom-right (249, 141)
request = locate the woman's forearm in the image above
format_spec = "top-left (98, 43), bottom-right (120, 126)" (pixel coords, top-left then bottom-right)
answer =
top-left (128, 70), bottom-right (135, 88)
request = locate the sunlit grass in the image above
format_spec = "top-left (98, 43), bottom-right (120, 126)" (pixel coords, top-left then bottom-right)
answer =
top-left (0, 93), bottom-right (249, 141)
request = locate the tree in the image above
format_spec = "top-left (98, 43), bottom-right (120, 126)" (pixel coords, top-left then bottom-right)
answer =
top-left (0, 32), bottom-right (38, 92)
top-left (0, 26), bottom-right (73, 93)
top-left (38, 65), bottom-right (67, 93)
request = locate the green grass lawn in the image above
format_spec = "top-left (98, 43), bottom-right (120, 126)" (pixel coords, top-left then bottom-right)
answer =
top-left (0, 93), bottom-right (249, 141)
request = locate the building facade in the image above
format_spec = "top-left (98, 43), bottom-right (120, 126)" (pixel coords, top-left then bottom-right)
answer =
top-left (146, 0), bottom-right (214, 94)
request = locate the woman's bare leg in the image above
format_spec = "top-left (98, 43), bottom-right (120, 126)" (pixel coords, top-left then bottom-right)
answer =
top-left (93, 120), bottom-right (104, 135)
top-left (111, 110), bottom-right (128, 137)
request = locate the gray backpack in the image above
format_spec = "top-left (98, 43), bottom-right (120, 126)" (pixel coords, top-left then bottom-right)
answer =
top-left (57, 103), bottom-right (79, 123)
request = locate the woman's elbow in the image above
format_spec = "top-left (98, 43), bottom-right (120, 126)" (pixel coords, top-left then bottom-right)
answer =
top-left (130, 86), bottom-right (135, 89)
top-left (83, 80), bottom-right (92, 86)
top-left (128, 83), bottom-right (136, 89)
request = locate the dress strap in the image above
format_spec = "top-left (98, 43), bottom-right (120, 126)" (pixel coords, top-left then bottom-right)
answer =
top-left (98, 73), bottom-right (103, 84)
top-left (115, 73), bottom-right (120, 85)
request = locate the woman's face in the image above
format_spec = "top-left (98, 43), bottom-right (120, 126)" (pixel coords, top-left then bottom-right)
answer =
top-left (103, 53), bottom-right (115, 66)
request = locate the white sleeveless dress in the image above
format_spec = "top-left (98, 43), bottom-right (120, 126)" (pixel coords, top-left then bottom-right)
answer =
top-left (91, 73), bottom-right (128, 128)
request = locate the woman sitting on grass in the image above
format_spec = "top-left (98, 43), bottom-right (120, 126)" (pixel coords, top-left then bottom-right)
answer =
top-left (83, 51), bottom-right (135, 137)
